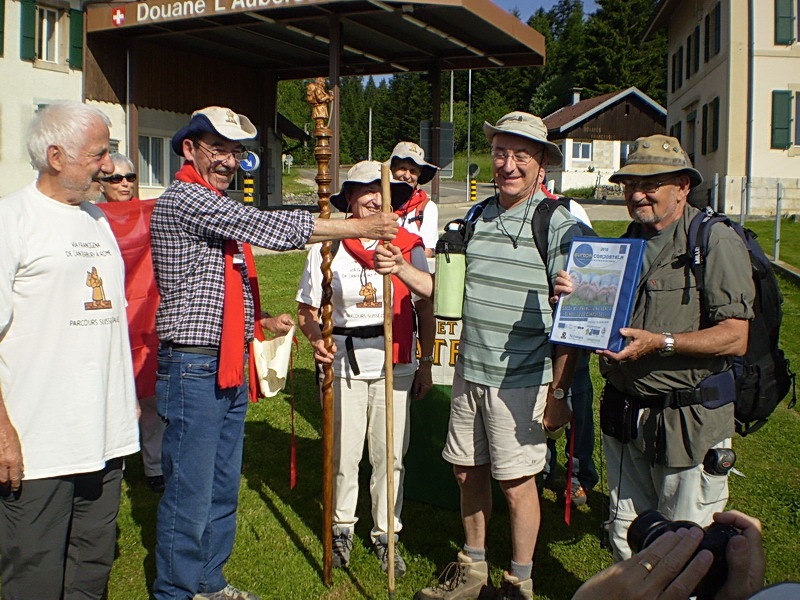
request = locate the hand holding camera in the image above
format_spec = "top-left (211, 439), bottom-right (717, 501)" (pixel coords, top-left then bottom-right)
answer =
top-left (571, 510), bottom-right (765, 600)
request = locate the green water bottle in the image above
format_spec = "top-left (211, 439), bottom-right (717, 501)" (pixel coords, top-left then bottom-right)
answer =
top-left (434, 220), bottom-right (468, 320)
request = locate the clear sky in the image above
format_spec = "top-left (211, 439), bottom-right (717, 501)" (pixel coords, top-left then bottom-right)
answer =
top-left (491, 0), bottom-right (600, 23)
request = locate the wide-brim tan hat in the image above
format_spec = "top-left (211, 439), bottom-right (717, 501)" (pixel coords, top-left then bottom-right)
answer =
top-left (171, 106), bottom-right (257, 156)
top-left (483, 111), bottom-right (563, 165)
top-left (389, 141), bottom-right (438, 185)
top-left (609, 134), bottom-right (703, 187)
top-left (330, 160), bottom-right (413, 213)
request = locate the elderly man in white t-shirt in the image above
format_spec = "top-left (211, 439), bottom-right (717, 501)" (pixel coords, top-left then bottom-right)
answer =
top-left (0, 101), bottom-right (139, 599)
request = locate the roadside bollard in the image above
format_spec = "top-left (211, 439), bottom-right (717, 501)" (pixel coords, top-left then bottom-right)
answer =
top-left (243, 174), bottom-right (254, 203)
top-left (470, 179), bottom-right (477, 203)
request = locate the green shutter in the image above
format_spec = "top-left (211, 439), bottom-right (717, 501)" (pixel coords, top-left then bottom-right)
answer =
top-left (0, 0), bottom-right (5, 57)
top-left (775, 0), bottom-right (796, 45)
top-left (20, 0), bottom-right (36, 61)
top-left (704, 14), bottom-right (710, 62)
top-left (701, 103), bottom-right (708, 154)
top-left (771, 90), bottom-right (793, 149)
top-left (714, 2), bottom-right (721, 55)
top-left (69, 8), bottom-right (82, 69)
top-left (711, 97), bottom-right (720, 151)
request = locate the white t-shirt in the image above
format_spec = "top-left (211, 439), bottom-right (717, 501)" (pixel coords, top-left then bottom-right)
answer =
top-left (296, 242), bottom-right (430, 379)
top-left (0, 183), bottom-right (139, 480)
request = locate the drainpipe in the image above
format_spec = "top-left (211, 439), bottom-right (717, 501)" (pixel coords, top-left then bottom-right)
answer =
top-left (744, 0), bottom-right (754, 214)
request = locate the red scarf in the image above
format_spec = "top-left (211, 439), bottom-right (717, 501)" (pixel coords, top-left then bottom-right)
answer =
top-left (395, 188), bottom-right (429, 224)
top-left (175, 162), bottom-right (259, 394)
top-left (341, 228), bottom-right (424, 364)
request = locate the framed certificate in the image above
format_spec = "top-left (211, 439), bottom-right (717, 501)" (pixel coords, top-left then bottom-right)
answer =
top-left (550, 237), bottom-right (645, 352)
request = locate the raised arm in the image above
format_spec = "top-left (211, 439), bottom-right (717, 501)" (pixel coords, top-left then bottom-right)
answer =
top-left (373, 243), bottom-right (433, 300)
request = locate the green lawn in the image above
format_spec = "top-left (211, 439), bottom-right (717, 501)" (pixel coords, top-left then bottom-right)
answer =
top-left (109, 242), bottom-right (800, 599)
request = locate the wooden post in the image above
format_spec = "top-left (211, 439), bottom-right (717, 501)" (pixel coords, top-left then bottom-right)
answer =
top-left (380, 163), bottom-right (396, 599)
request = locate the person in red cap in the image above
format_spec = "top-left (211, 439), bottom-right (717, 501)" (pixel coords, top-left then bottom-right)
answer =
top-left (150, 107), bottom-right (398, 600)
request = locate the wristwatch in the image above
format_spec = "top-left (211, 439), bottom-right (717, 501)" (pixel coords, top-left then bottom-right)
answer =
top-left (660, 332), bottom-right (676, 357)
top-left (551, 387), bottom-right (566, 400)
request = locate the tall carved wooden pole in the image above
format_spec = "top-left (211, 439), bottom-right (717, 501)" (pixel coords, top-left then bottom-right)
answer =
top-left (307, 77), bottom-right (335, 586)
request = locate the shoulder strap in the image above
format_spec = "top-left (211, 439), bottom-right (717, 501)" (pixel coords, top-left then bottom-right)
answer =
top-left (687, 206), bottom-right (733, 328)
top-left (531, 196), bottom-right (571, 266)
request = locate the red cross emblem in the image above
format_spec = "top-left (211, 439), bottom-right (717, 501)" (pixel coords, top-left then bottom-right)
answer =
top-left (111, 7), bottom-right (125, 27)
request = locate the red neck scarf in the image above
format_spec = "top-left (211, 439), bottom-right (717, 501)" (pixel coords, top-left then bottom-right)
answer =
top-left (175, 162), bottom-right (259, 394)
top-left (395, 188), bottom-right (429, 224)
top-left (341, 227), bottom-right (424, 364)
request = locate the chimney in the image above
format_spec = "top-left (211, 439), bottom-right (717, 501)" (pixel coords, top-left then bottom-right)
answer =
top-left (571, 87), bottom-right (583, 105)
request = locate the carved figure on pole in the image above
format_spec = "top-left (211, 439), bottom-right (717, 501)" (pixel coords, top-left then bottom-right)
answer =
top-left (307, 77), bottom-right (335, 126)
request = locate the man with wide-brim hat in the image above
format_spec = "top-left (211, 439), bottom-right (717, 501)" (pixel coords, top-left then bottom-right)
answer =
top-left (150, 109), bottom-right (399, 600)
top-left (415, 112), bottom-right (581, 600)
top-left (296, 159), bottom-right (434, 579)
top-left (574, 134), bottom-right (755, 561)
top-left (389, 142), bottom-right (440, 257)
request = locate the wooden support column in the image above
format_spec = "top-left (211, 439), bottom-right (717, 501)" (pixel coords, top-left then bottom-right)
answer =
top-left (260, 71), bottom-right (279, 208)
top-left (329, 15), bottom-right (341, 192)
top-left (126, 42), bottom-right (140, 200)
top-left (430, 63), bottom-right (442, 203)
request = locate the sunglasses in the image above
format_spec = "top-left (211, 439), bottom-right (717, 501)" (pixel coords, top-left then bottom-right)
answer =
top-left (100, 173), bottom-right (137, 184)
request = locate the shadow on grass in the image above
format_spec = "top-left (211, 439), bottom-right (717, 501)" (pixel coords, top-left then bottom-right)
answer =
top-left (122, 457), bottom-right (161, 595)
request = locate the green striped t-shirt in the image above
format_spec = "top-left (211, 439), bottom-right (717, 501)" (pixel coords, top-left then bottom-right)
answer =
top-left (456, 191), bottom-right (578, 389)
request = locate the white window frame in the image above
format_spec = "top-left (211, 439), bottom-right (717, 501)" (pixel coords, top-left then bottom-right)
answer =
top-left (619, 141), bottom-right (633, 164)
top-left (37, 6), bottom-right (60, 64)
top-left (572, 141), bottom-right (592, 161)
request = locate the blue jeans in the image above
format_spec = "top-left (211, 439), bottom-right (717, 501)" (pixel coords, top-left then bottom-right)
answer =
top-left (545, 353), bottom-right (599, 490)
top-left (153, 346), bottom-right (248, 600)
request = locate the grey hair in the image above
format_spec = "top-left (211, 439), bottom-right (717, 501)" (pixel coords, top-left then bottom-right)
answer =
top-left (27, 101), bottom-right (111, 171)
top-left (109, 152), bottom-right (135, 173)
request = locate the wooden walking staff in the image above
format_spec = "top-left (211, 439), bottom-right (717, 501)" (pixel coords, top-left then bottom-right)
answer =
top-left (307, 77), bottom-right (335, 586)
top-left (380, 163), bottom-right (397, 598)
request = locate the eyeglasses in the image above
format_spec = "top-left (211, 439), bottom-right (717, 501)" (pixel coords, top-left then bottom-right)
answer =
top-left (193, 141), bottom-right (248, 163)
top-left (100, 173), bottom-right (137, 184)
top-left (491, 150), bottom-right (536, 165)
top-left (619, 179), bottom-right (675, 194)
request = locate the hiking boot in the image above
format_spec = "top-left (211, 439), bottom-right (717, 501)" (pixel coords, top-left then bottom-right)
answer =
top-left (193, 584), bottom-right (261, 600)
top-left (332, 525), bottom-right (354, 568)
top-left (494, 572), bottom-right (533, 600)
top-left (374, 533), bottom-right (407, 577)
top-left (416, 552), bottom-right (491, 600)
top-left (568, 480), bottom-right (587, 508)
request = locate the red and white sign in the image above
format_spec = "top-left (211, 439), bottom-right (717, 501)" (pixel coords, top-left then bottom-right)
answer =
top-left (111, 6), bottom-right (125, 26)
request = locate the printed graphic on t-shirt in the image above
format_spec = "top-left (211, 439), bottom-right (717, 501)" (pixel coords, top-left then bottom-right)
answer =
top-left (357, 282), bottom-right (382, 308)
top-left (84, 266), bottom-right (112, 310)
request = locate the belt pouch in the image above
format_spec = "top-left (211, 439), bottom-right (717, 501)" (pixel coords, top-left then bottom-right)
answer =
top-left (600, 384), bottom-right (638, 443)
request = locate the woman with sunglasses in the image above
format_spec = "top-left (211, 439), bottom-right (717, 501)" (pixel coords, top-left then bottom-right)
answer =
top-left (99, 153), bottom-right (138, 202)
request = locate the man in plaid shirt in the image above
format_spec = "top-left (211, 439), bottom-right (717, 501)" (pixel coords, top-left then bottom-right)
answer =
top-left (150, 106), bottom-right (398, 600)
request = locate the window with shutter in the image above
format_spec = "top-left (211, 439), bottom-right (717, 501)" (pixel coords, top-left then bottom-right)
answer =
top-left (713, 2), bottom-right (721, 55)
top-left (711, 97), bottom-right (720, 152)
top-left (69, 9), bottom-right (82, 69)
top-left (20, 0), bottom-right (36, 61)
top-left (0, 0), bottom-right (5, 57)
top-left (704, 14), bottom-right (710, 62)
top-left (701, 103), bottom-right (708, 155)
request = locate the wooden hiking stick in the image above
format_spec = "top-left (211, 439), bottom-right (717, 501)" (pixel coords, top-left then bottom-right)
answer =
top-left (309, 88), bottom-right (335, 586)
top-left (380, 163), bottom-right (396, 598)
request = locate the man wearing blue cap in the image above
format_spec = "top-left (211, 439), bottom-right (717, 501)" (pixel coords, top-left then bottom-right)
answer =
top-left (150, 106), bottom-right (398, 600)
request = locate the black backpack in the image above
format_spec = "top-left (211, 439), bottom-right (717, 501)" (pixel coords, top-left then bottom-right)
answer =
top-left (688, 206), bottom-right (796, 436)
top-left (461, 195), bottom-right (595, 285)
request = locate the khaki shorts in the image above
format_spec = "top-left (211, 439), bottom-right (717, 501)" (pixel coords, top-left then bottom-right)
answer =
top-left (442, 371), bottom-right (548, 480)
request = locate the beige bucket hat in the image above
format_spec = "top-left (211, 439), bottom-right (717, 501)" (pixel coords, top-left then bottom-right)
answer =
top-left (483, 111), bottom-right (563, 165)
top-left (171, 106), bottom-right (257, 155)
top-left (609, 134), bottom-right (703, 187)
top-left (329, 160), bottom-right (413, 213)
top-left (389, 141), bottom-right (439, 185)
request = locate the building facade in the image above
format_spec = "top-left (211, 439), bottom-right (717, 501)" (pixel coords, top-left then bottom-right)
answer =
top-left (647, 0), bottom-right (800, 215)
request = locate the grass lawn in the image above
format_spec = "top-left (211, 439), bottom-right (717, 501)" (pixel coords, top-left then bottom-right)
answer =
top-left (282, 170), bottom-right (316, 194)
top-left (109, 234), bottom-right (800, 599)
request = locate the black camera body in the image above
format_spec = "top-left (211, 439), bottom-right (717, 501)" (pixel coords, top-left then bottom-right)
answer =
top-left (627, 510), bottom-right (740, 600)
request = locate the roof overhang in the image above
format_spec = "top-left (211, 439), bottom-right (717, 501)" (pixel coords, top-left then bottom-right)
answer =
top-left (548, 87), bottom-right (666, 134)
top-left (85, 0), bottom-right (545, 79)
top-left (643, 0), bottom-right (679, 41)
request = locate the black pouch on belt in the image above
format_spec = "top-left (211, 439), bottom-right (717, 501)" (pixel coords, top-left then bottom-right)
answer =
top-left (600, 384), bottom-right (639, 443)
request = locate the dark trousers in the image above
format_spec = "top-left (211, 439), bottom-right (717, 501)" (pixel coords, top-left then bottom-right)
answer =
top-left (0, 458), bottom-right (123, 600)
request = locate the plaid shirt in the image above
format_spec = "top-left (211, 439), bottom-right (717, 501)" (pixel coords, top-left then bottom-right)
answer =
top-left (151, 180), bottom-right (314, 346)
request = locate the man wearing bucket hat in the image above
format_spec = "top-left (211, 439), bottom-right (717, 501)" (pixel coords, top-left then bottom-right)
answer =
top-left (414, 112), bottom-right (581, 600)
top-left (390, 141), bottom-right (440, 257)
top-left (297, 160), bottom-right (434, 578)
top-left (150, 108), bottom-right (398, 600)
top-left (582, 134), bottom-right (754, 562)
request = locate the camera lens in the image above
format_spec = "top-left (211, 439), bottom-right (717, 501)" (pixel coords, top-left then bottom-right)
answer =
top-left (627, 510), bottom-right (739, 600)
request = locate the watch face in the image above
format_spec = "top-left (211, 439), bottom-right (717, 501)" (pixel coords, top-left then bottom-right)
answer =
top-left (553, 388), bottom-right (566, 400)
